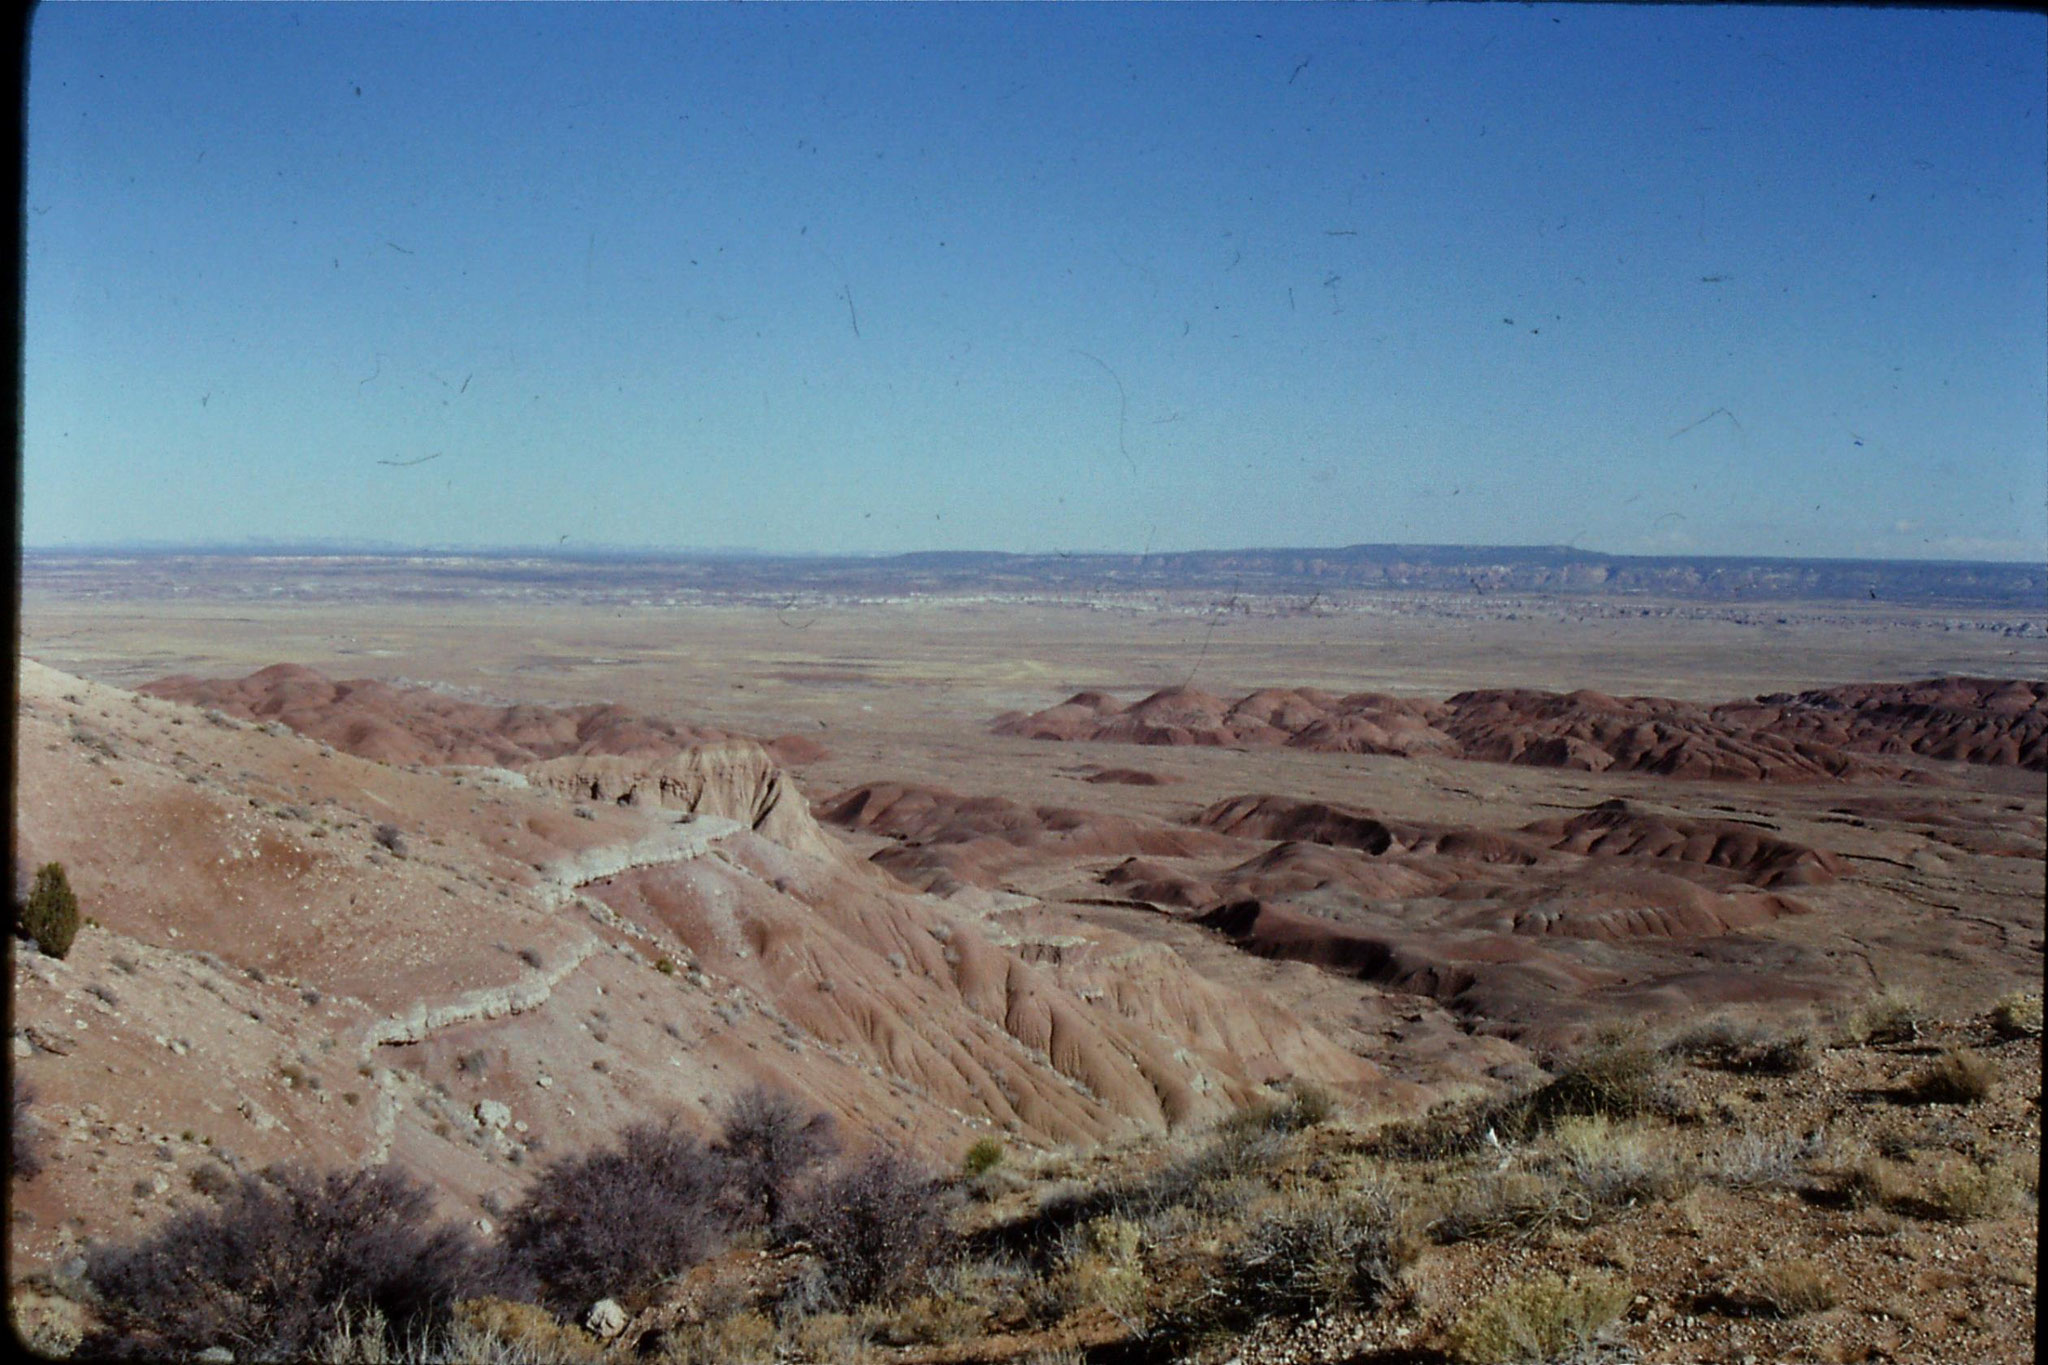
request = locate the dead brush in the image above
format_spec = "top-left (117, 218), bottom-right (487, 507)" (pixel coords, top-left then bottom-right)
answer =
top-left (1664, 1014), bottom-right (1816, 1074)
top-left (1990, 991), bottom-right (2043, 1040)
top-left (1430, 1118), bottom-right (1688, 1244)
top-left (1846, 988), bottom-right (1926, 1046)
top-left (1703, 1258), bottom-right (1839, 1319)
top-left (1902, 1048), bottom-right (1996, 1105)
top-left (1910, 1157), bottom-right (2021, 1224)
top-left (1445, 1270), bottom-right (1632, 1365)
top-left (661, 1307), bottom-right (778, 1364)
top-left (1550, 1116), bottom-right (1694, 1208)
top-left (1709, 1127), bottom-right (1826, 1191)
top-left (1429, 1167), bottom-right (1592, 1245)
top-left (1034, 1217), bottom-right (1149, 1328)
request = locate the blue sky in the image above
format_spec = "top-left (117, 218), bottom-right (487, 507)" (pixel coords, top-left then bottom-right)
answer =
top-left (22, 2), bottom-right (2047, 560)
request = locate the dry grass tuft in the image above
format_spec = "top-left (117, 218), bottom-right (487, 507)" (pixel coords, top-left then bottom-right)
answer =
top-left (659, 1308), bottom-right (778, 1364)
top-left (1746, 1258), bottom-right (1840, 1316)
top-left (1902, 1049), bottom-right (1996, 1105)
top-left (1446, 1270), bottom-right (1631, 1363)
top-left (1990, 991), bottom-right (2043, 1040)
top-left (1665, 1014), bottom-right (1817, 1074)
top-left (1846, 989), bottom-right (1926, 1046)
top-left (1913, 1157), bottom-right (2020, 1224)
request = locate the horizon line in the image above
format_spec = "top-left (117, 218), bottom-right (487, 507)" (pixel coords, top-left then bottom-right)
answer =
top-left (16, 539), bottom-right (2048, 569)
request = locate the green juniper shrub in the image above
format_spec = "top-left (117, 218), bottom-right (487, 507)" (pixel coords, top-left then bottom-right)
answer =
top-left (19, 861), bottom-right (80, 959)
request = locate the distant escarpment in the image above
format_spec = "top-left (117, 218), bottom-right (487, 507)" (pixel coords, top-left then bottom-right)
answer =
top-left (994, 677), bottom-right (2047, 777)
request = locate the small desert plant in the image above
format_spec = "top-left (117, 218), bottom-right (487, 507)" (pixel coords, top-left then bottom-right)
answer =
top-left (1430, 1169), bottom-right (1585, 1245)
top-left (1036, 1217), bottom-right (1149, 1326)
top-left (874, 1288), bottom-right (985, 1347)
top-left (517, 947), bottom-right (544, 969)
top-left (1915, 1157), bottom-right (2019, 1223)
top-left (1667, 1015), bottom-right (1818, 1075)
top-left (714, 1085), bottom-right (840, 1228)
top-left (1903, 1049), bottom-right (1995, 1105)
top-left (18, 861), bottom-right (81, 959)
top-left (1551, 1116), bottom-right (1693, 1208)
top-left (1446, 1271), bottom-right (1631, 1364)
top-left (442, 1296), bottom-right (606, 1364)
top-left (1214, 1185), bottom-right (1414, 1324)
top-left (499, 1114), bottom-right (730, 1311)
top-left (84, 1163), bottom-right (502, 1360)
top-left (655, 956), bottom-right (677, 975)
top-left (1507, 1035), bottom-right (1673, 1137)
top-left (1848, 989), bottom-right (1925, 1045)
top-left (1747, 1258), bottom-right (1839, 1316)
top-left (1990, 991), bottom-right (2043, 1039)
top-left (1831, 1154), bottom-right (1911, 1211)
top-left (963, 1137), bottom-right (1006, 1178)
top-left (373, 823), bottom-right (408, 856)
top-left (664, 1307), bottom-right (779, 1363)
top-left (780, 1151), bottom-right (947, 1308)
top-left (1217, 1079), bottom-right (1340, 1141)
top-left (12, 1078), bottom-right (46, 1181)
top-left (1710, 1127), bottom-right (1825, 1191)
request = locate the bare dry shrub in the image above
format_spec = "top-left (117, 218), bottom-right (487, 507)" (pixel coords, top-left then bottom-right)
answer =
top-left (713, 1085), bottom-right (839, 1228)
top-left (84, 1163), bottom-right (500, 1359)
top-left (1847, 989), bottom-right (1925, 1046)
top-left (1446, 1271), bottom-right (1631, 1364)
top-left (1525, 1037), bottom-right (1674, 1129)
top-left (1430, 1168), bottom-right (1583, 1245)
top-left (1990, 991), bottom-right (2043, 1039)
top-left (1551, 1116), bottom-right (1694, 1208)
top-left (1710, 1127), bottom-right (1825, 1191)
top-left (12, 1078), bottom-right (46, 1182)
top-left (1213, 1185), bottom-right (1414, 1324)
top-left (662, 1307), bottom-right (777, 1364)
top-left (1903, 1049), bottom-right (1996, 1105)
top-left (780, 1151), bottom-right (947, 1309)
top-left (1747, 1259), bottom-right (1839, 1316)
top-left (1035, 1216), bottom-right (1149, 1327)
top-left (1831, 1153), bottom-right (1911, 1211)
top-left (1666, 1015), bottom-right (1817, 1074)
top-left (500, 1115), bottom-right (729, 1311)
top-left (442, 1296), bottom-right (606, 1364)
top-left (1913, 1157), bottom-right (2020, 1223)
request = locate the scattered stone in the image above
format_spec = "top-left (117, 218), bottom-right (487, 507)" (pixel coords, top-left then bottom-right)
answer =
top-left (585, 1299), bottom-right (628, 1339)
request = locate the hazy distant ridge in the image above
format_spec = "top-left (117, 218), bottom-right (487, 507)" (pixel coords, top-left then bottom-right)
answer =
top-left (22, 544), bottom-right (2044, 607)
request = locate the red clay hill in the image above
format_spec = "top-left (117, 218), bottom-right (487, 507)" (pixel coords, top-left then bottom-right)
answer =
top-left (141, 662), bottom-right (828, 768)
top-left (993, 677), bottom-right (2047, 779)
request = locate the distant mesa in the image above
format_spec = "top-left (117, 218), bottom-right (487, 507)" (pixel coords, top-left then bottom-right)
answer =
top-left (995, 677), bottom-right (2047, 778)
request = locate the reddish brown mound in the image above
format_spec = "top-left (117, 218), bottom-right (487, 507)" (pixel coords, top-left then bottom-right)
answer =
top-left (996, 686), bottom-right (1454, 755)
top-left (140, 664), bottom-right (823, 769)
top-left (994, 676), bottom-right (2046, 779)
top-left (1192, 795), bottom-right (1547, 866)
top-left (1186, 794), bottom-right (1835, 889)
top-left (1519, 799), bottom-right (1846, 888)
top-left (1436, 689), bottom-right (1884, 781)
top-left (1739, 676), bottom-right (2048, 770)
top-left (1084, 767), bottom-right (1183, 786)
top-left (815, 781), bottom-right (1236, 894)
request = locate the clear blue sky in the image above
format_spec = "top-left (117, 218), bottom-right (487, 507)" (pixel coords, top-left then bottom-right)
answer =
top-left (22, 2), bottom-right (2047, 560)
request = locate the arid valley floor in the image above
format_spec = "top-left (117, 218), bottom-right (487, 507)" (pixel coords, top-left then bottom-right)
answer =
top-left (10, 556), bottom-right (2043, 1364)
